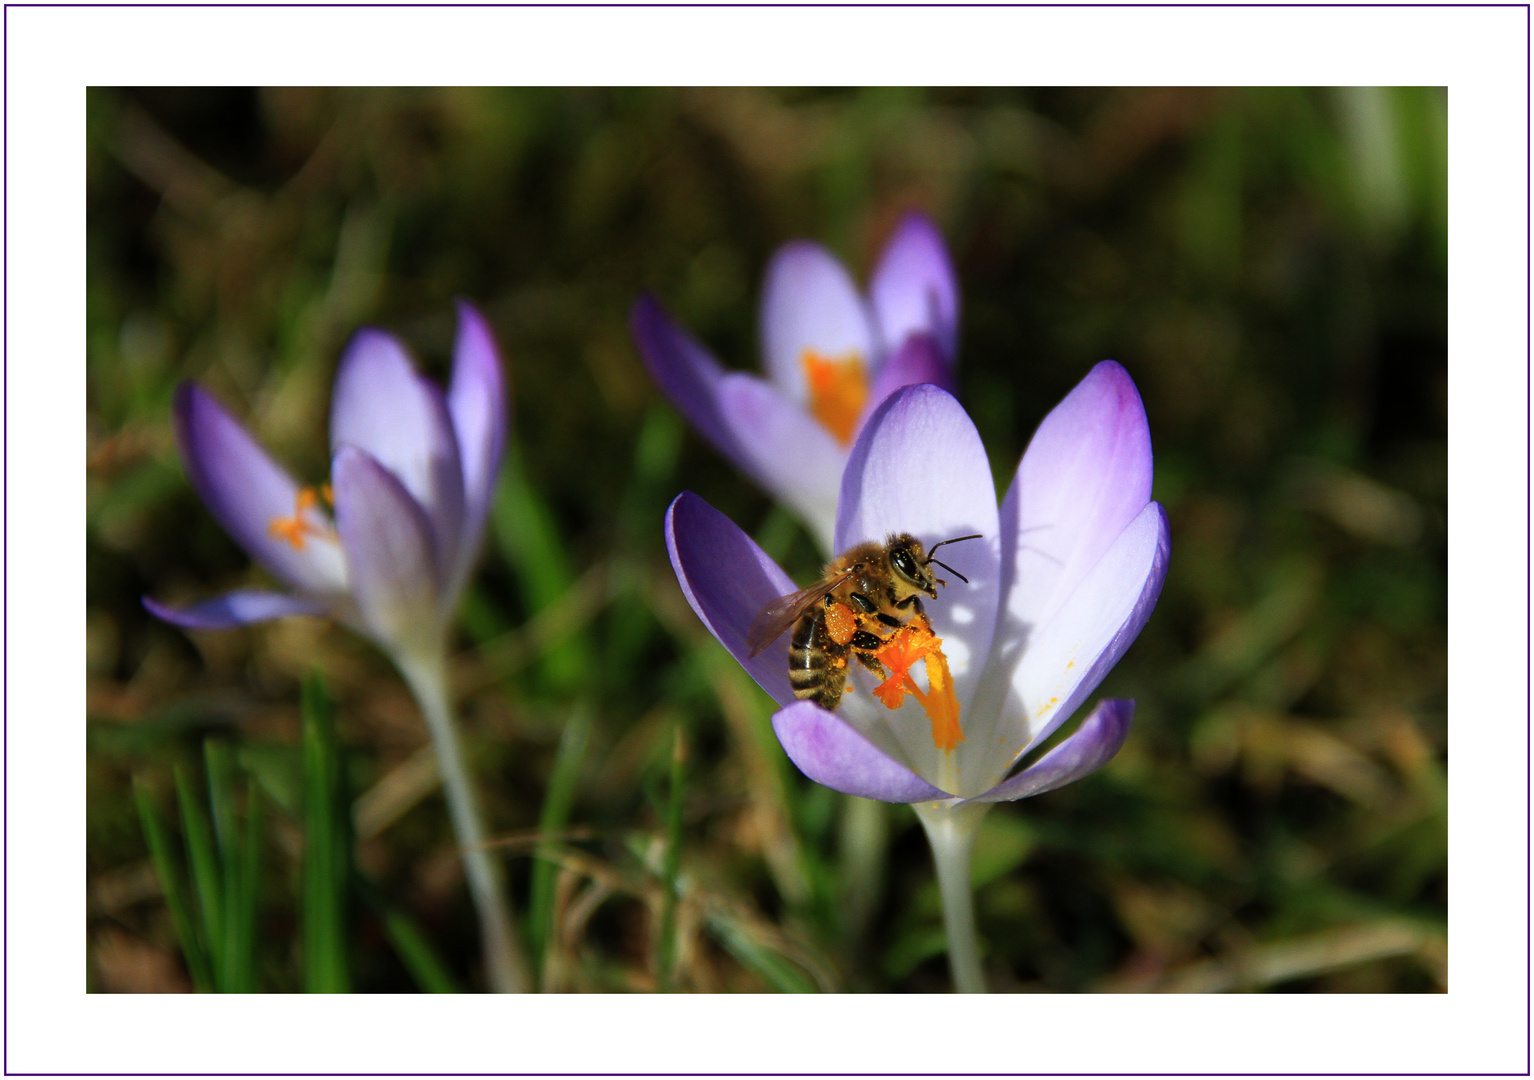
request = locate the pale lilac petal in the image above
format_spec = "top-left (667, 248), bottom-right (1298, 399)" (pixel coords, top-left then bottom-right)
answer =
top-left (999, 502), bottom-right (1168, 756)
top-left (862, 332), bottom-right (955, 425)
top-left (664, 492), bottom-right (798, 707)
top-left (759, 241), bottom-right (876, 402)
top-left (143, 590), bottom-right (327, 630)
top-left (772, 701), bottom-right (951, 803)
top-left (332, 445), bottom-right (443, 657)
top-left (835, 384), bottom-right (1001, 788)
top-left (329, 329), bottom-right (465, 583)
top-left (715, 374), bottom-right (844, 552)
top-left (172, 382), bottom-right (347, 597)
top-left (1002, 361), bottom-right (1153, 636)
top-left (868, 211), bottom-right (960, 361)
top-left (446, 300), bottom-right (508, 574)
top-left (630, 294), bottom-right (739, 460)
top-left (969, 699), bottom-right (1134, 803)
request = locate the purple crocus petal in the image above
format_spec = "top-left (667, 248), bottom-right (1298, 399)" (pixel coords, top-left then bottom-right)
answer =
top-left (664, 491), bottom-right (799, 707)
top-left (772, 701), bottom-right (952, 803)
top-left (868, 211), bottom-right (960, 361)
top-left (329, 329), bottom-right (466, 583)
top-left (446, 300), bottom-right (508, 574)
top-left (1002, 361), bottom-right (1153, 637)
top-left (630, 294), bottom-right (741, 463)
top-left (835, 384), bottom-right (1001, 788)
top-left (332, 445), bottom-right (443, 657)
top-left (143, 589), bottom-right (328, 630)
top-left (715, 373), bottom-right (844, 551)
top-left (759, 241), bottom-right (876, 401)
top-left (172, 382), bottom-right (347, 598)
top-left (1006, 501), bottom-right (1169, 756)
top-left (968, 699), bottom-right (1134, 803)
top-left (862, 332), bottom-right (955, 425)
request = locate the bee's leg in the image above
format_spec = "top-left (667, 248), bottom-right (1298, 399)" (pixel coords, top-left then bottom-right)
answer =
top-left (849, 592), bottom-right (878, 614)
top-left (853, 650), bottom-right (886, 677)
top-left (849, 630), bottom-right (883, 651)
top-left (894, 595), bottom-right (927, 620)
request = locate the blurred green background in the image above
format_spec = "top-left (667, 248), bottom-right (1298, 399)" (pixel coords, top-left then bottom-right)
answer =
top-left (86, 87), bottom-right (1446, 993)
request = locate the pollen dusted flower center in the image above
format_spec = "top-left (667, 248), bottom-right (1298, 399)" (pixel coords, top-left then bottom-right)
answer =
top-left (871, 622), bottom-right (965, 753)
top-left (268, 485), bottom-right (333, 551)
top-left (800, 349), bottom-right (869, 446)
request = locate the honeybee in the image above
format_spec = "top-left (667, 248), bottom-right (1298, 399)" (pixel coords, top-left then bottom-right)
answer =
top-left (745, 533), bottom-right (981, 710)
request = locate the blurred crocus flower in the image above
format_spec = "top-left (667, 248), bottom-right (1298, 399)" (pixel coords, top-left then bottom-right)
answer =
top-left (633, 211), bottom-right (959, 552)
top-left (666, 364), bottom-right (1168, 990)
top-left (145, 302), bottom-right (527, 993)
top-left (145, 301), bottom-right (504, 663)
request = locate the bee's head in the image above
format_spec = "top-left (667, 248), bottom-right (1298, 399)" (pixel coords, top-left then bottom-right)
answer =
top-left (886, 531), bottom-right (982, 601)
top-left (886, 534), bottom-right (940, 600)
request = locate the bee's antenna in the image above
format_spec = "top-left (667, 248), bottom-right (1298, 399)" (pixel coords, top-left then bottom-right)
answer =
top-left (927, 534), bottom-right (982, 559)
top-left (924, 534), bottom-right (980, 586)
top-left (929, 559), bottom-right (968, 584)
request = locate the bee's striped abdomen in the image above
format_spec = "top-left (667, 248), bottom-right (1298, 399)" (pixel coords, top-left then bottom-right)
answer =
top-left (788, 609), bottom-right (846, 709)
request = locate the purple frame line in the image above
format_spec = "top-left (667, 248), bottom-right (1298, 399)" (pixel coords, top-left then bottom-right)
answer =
top-left (0, 2), bottom-right (1529, 7)
top-left (5, 3), bottom-right (10, 1077)
top-left (16, 13), bottom-right (1514, 1078)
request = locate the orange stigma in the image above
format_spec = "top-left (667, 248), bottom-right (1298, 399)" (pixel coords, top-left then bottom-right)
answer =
top-left (267, 487), bottom-right (330, 551)
top-left (871, 622), bottom-right (965, 753)
top-left (800, 349), bottom-right (869, 446)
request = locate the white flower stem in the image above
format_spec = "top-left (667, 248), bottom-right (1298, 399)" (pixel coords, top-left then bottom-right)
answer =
top-left (914, 799), bottom-right (993, 994)
top-left (396, 649), bottom-right (529, 993)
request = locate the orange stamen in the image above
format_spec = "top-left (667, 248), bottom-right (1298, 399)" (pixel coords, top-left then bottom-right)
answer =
top-left (871, 622), bottom-right (965, 753)
top-left (267, 486), bottom-right (330, 551)
top-left (800, 349), bottom-right (869, 446)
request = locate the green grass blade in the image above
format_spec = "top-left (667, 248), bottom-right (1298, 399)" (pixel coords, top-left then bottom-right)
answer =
top-left (528, 701), bottom-right (593, 982)
top-left (203, 740), bottom-right (243, 992)
top-left (302, 672), bottom-right (350, 993)
top-left (173, 763), bottom-right (225, 990)
top-left (133, 777), bottom-right (213, 992)
top-left (707, 913), bottom-right (819, 994)
top-left (356, 876), bottom-right (462, 993)
top-left (231, 778), bottom-right (263, 993)
top-left (492, 444), bottom-right (595, 695)
top-left (656, 722), bottom-right (686, 992)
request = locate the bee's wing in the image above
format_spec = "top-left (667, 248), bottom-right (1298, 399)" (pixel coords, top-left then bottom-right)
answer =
top-left (745, 572), bottom-right (854, 658)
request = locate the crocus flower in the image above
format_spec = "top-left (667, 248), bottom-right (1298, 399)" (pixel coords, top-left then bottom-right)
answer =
top-left (665, 363), bottom-right (1169, 991)
top-left (145, 302), bottom-right (528, 993)
top-left (633, 211), bottom-right (960, 552)
top-left (144, 301), bottom-right (504, 662)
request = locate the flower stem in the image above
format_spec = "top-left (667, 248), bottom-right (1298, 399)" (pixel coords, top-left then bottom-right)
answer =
top-left (913, 800), bottom-right (993, 994)
top-left (396, 650), bottom-right (529, 993)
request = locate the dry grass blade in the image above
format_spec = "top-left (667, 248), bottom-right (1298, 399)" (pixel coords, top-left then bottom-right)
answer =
top-left (1149, 921), bottom-right (1445, 993)
top-left (352, 744), bottom-right (439, 842)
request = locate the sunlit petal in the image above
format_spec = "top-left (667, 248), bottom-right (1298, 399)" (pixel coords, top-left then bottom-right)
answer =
top-left (446, 300), bottom-right (508, 578)
top-left (836, 384), bottom-right (1001, 789)
top-left (1002, 360), bottom-right (1153, 636)
top-left (330, 328), bottom-right (465, 582)
top-left (759, 241), bottom-right (875, 401)
top-left (868, 211), bottom-right (960, 361)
